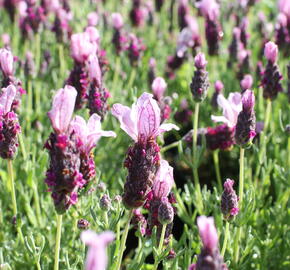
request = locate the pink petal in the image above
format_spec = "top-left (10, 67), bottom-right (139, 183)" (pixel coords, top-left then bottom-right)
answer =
top-left (137, 93), bottom-right (161, 140)
top-left (48, 85), bottom-right (77, 134)
top-left (152, 77), bottom-right (167, 101)
top-left (0, 85), bottom-right (16, 114)
top-left (158, 123), bottom-right (179, 135)
top-left (111, 103), bottom-right (138, 141)
top-left (88, 54), bottom-right (102, 86)
top-left (197, 216), bottom-right (218, 250)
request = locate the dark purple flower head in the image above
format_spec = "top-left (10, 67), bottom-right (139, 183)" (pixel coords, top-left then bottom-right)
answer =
top-left (235, 90), bottom-right (256, 147)
top-left (190, 53), bottom-right (209, 102)
top-left (127, 34), bottom-right (146, 67)
top-left (221, 179), bottom-right (239, 220)
top-left (158, 197), bottom-right (174, 225)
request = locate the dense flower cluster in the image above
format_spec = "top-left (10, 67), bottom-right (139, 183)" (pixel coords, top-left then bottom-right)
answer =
top-left (45, 86), bottom-right (115, 214)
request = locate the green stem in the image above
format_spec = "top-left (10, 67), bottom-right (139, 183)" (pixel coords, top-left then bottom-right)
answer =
top-left (221, 221), bottom-right (230, 257)
top-left (234, 148), bottom-right (245, 263)
top-left (35, 33), bottom-right (41, 74)
top-left (127, 68), bottom-right (136, 91)
top-left (58, 44), bottom-right (66, 81)
top-left (161, 141), bottom-right (180, 153)
top-left (213, 150), bottom-right (222, 192)
top-left (254, 100), bottom-right (272, 185)
top-left (192, 102), bottom-right (203, 213)
top-left (33, 184), bottom-right (42, 227)
top-left (288, 137), bottom-right (290, 170)
top-left (36, 260), bottom-right (41, 270)
top-left (103, 211), bottom-right (109, 230)
top-left (153, 224), bottom-right (167, 270)
top-left (115, 210), bottom-right (133, 270)
top-left (112, 56), bottom-right (121, 95)
top-left (7, 159), bottom-right (24, 244)
top-left (54, 214), bottom-right (63, 270)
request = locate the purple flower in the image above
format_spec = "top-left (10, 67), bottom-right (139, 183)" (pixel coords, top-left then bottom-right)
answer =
top-left (211, 92), bottom-right (242, 128)
top-left (81, 230), bottom-right (115, 270)
top-left (0, 48), bottom-right (13, 77)
top-left (111, 13), bottom-right (124, 29)
top-left (87, 12), bottom-right (99, 26)
top-left (221, 179), bottom-right (239, 219)
top-left (152, 77), bottom-right (167, 101)
top-left (197, 216), bottom-right (218, 251)
top-left (47, 85), bottom-right (77, 134)
top-left (112, 92), bottom-right (179, 143)
top-left (0, 85), bottom-right (21, 159)
top-left (278, 0), bottom-right (290, 18)
top-left (240, 74), bottom-right (253, 92)
top-left (196, 0), bottom-right (220, 21)
top-left (70, 114), bottom-right (116, 153)
top-left (194, 53), bottom-right (207, 69)
top-left (152, 160), bottom-right (174, 199)
top-left (70, 32), bottom-right (96, 64)
top-left (264, 41), bottom-right (278, 63)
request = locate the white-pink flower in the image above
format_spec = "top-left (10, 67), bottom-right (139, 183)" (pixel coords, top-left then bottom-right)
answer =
top-left (70, 114), bottom-right (116, 153)
top-left (70, 32), bottom-right (96, 63)
top-left (112, 92), bottom-right (179, 142)
top-left (0, 48), bottom-right (14, 77)
top-left (153, 160), bottom-right (174, 199)
top-left (278, 0), bottom-right (290, 18)
top-left (211, 92), bottom-right (242, 127)
top-left (197, 216), bottom-right (218, 251)
top-left (0, 85), bottom-right (17, 115)
top-left (81, 230), bottom-right (115, 270)
top-left (47, 85), bottom-right (77, 134)
top-left (87, 12), bottom-right (99, 26)
top-left (85, 27), bottom-right (100, 46)
top-left (152, 77), bottom-right (167, 101)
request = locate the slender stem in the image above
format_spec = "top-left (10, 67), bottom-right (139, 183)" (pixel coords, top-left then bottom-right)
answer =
top-left (7, 160), bottom-right (24, 243)
top-left (103, 211), bottom-right (109, 230)
top-left (192, 102), bottom-right (203, 213)
top-left (127, 68), bottom-right (136, 91)
top-left (36, 261), bottom-right (41, 270)
top-left (33, 184), bottom-right (42, 227)
top-left (115, 210), bottom-right (133, 270)
top-left (254, 100), bottom-right (272, 184)
top-left (58, 44), bottom-right (65, 79)
top-left (234, 148), bottom-right (245, 263)
top-left (213, 150), bottom-right (222, 192)
top-left (153, 224), bottom-right (167, 270)
top-left (263, 99), bottom-right (272, 133)
top-left (112, 56), bottom-right (121, 94)
top-left (54, 214), bottom-right (63, 270)
top-left (221, 221), bottom-right (230, 257)
top-left (160, 141), bottom-right (180, 153)
top-left (288, 137), bottom-right (290, 170)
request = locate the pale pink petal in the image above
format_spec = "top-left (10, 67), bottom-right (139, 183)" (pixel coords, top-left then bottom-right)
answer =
top-left (112, 103), bottom-right (138, 141)
top-left (210, 115), bottom-right (231, 126)
top-left (197, 216), bottom-right (218, 250)
top-left (88, 54), bottom-right (102, 86)
top-left (137, 93), bottom-right (161, 139)
top-left (0, 85), bottom-right (17, 114)
top-left (158, 123), bottom-right (179, 136)
top-left (152, 77), bottom-right (167, 101)
top-left (153, 160), bottom-right (174, 199)
top-left (0, 48), bottom-right (14, 77)
top-left (48, 85), bottom-right (77, 134)
top-left (81, 230), bottom-right (115, 270)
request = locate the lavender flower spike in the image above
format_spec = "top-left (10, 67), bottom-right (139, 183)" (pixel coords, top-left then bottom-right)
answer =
top-left (197, 216), bottom-right (218, 251)
top-left (264, 41), bottom-right (278, 64)
top-left (235, 90), bottom-right (256, 147)
top-left (152, 77), bottom-right (167, 102)
top-left (112, 92), bottom-right (179, 142)
top-left (81, 230), bottom-right (115, 270)
top-left (221, 179), bottom-right (239, 220)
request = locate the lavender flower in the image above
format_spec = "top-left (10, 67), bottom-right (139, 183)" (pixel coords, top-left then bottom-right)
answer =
top-left (235, 90), bottom-right (256, 147)
top-left (261, 41), bottom-right (283, 100)
top-left (45, 86), bottom-right (115, 213)
top-left (112, 93), bottom-right (178, 208)
top-left (189, 216), bottom-right (228, 270)
top-left (197, 0), bottom-right (223, 55)
top-left (87, 55), bottom-right (110, 120)
top-left (130, 0), bottom-right (146, 27)
top-left (81, 230), bottom-right (115, 270)
top-left (0, 85), bottom-right (21, 159)
top-left (127, 34), bottom-right (145, 67)
top-left (240, 74), bottom-right (253, 93)
top-left (221, 179), bottom-right (239, 220)
top-left (178, 0), bottom-right (189, 30)
top-left (211, 80), bottom-right (224, 109)
top-left (190, 53), bottom-right (209, 102)
top-left (111, 13), bottom-right (127, 55)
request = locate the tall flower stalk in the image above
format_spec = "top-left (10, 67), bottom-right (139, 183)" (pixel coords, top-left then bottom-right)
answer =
top-left (189, 53), bottom-right (209, 213)
top-left (233, 90), bottom-right (256, 263)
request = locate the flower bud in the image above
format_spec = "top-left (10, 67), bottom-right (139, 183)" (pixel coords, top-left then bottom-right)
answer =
top-left (240, 74), bottom-right (253, 93)
top-left (158, 198), bottom-right (174, 225)
top-left (221, 179), bottom-right (239, 220)
top-left (77, 219), bottom-right (90, 230)
top-left (100, 194), bottom-right (112, 211)
top-left (264, 41), bottom-right (278, 63)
